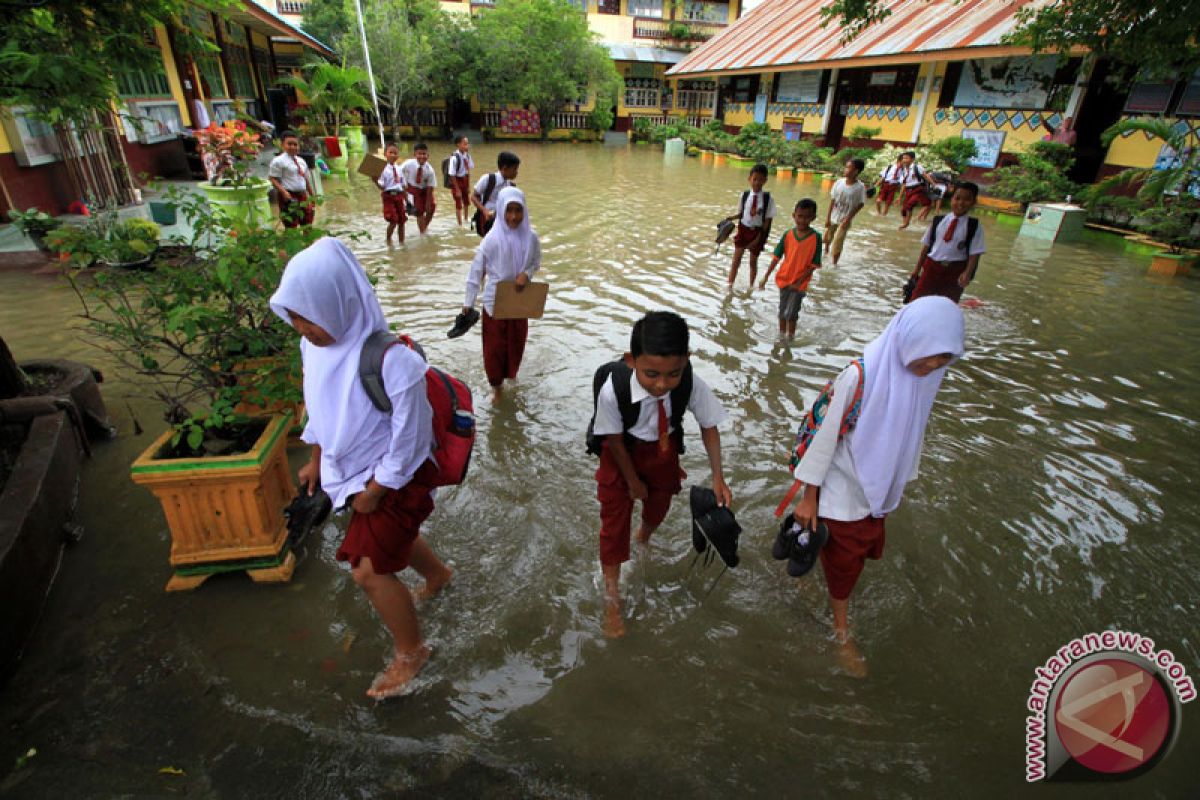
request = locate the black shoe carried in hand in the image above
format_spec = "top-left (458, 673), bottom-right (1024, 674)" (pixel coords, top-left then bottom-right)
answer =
top-left (447, 308), bottom-right (481, 339)
top-left (772, 514), bottom-right (798, 561)
top-left (785, 516), bottom-right (828, 578)
top-left (283, 488), bottom-right (332, 551)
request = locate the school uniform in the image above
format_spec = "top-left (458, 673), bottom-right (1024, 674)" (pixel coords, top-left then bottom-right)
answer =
top-left (912, 213), bottom-right (986, 303)
top-left (463, 187), bottom-right (540, 387)
top-left (401, 158), bottom-right (437, 217)
top-left (792, 297), bottom-right (964, 599)
top-left (268, 152), bottom-right (314, 227)
top-left (733, 190), bottom-right (775, 253)
top-left (377, 161), bottom-right (407, 225)
top-left (878, 164), bottom-right (903, 204)
top-left (900, 163), bottom-right (932, 214)
top-left (269, 238), bottom-right (437, 575)
top-left (448, 151), bottom-right (474, 212)
top-left (473, 171), bottom-right (514, 236)
top-left (593, 368), bottom-right (727, 566)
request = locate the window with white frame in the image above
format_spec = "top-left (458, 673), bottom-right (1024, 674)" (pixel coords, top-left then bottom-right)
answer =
top-left (682, 0), bottom-right (728, 23)
top-left (625, 77), bottom-right (661, 108)
top-left (122, 100), bottom-right (185, 144)
top-left (629, 0), bottom-right (664, 18)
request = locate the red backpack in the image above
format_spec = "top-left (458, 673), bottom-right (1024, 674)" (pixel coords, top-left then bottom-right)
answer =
top-left (773, 359), bottom-right (865, 517)
top-left (358, 331), bottom-right (475, 487)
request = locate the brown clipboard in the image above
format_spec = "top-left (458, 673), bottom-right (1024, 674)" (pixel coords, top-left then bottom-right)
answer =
top-left (493, 281), bottom-right (548, 320)
top-left (357, 152), bottom-right (387, 181)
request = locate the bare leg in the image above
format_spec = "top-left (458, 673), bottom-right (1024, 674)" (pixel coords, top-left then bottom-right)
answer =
top-left (351, 556), bottom-right (430, 698)
top-left (728, 247), bottom-right (745, 286)
top-left (786, 320), bottom-right (797, 339)
top-left (491, 384), bottom-right (503, 405)
top-left (830, 596), bottom-right (867, 678)
top-left (602, 562), bottom-right (626, 638)
top-left (408, 535), bottom-right (453, 600)
top-left (386, 222), bottom-right (397, 245)
top-left (747, 252), bottom-right (759, 287)
top-left (898, 208), bottom-right (910, 230)
top-left (778, 318), bottom-right (787, 335)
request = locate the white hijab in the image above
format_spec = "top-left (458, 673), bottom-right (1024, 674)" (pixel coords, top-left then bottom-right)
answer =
top-left (269, 237), bottom-right (388, 463)
top-left (480, 186), bottom-right (535, 272)
top-left (849, 296), bottom-right (965, 516)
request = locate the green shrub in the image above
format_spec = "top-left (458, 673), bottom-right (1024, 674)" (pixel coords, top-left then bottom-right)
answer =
top-left (1136, 198), bottom-right (1200, 253)
top-left (631, 116), bottom-right (654, 143)
top-left (925, 136), bottom-right (979, 173)
top-left (986, 141), bottom-right (1078, 205)
top-left (847, 125), bottom-right (882, 140)
top-left (588, 105), bottom-right (614, 132)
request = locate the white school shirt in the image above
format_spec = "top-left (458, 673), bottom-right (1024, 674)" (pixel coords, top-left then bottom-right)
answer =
top-left (400, 158), bottom-right (437, 189)
top-left (793, 365), bottom-right (920, 521)
top-left (830, 179), bottom-right (867, 225)
top-left (593, 370), bottom-right (728, 441)
top-left (901, 163), bottom-right (926, 188)
top-left (450, 151), bottom-right (474, 177)
top-left (882, 164), bottom-right (903, 184)
top-left (922, 213), bottom-right (986, 262)
top-left (739, 190), bottom-right (776, 228)
top-left (463, 235), bottom-right (542, 316)
top-left (474, 172), bottom-right (513, 213)
top-left (268, 153), bottom-right (309, 193)
top-left (377, 162), bottom-right (406, 192)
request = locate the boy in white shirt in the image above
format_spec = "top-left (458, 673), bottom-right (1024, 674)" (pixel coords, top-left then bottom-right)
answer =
top-left (471, 151), bottom-right (520, 237)
top-left (267, 131), bottom-right (315, 228)
top-left (447, 135), bottom-right (474, 227)
top-left (825, 158), bottom-right (867, 266)
top-left (725, 164), bottom-right (776, 288)
top-left (401, 142), bottom-right (437, 234)
top-left (907, 182), bottom-right (986, 304)
top-left (876, 153), bottom-right (904, 215)
top-left (376, 142), bottom-right (406, 246)
top-left (587, 311), bottom-right (732, 638)
top-left (897, 150), bottom-right (933, 230)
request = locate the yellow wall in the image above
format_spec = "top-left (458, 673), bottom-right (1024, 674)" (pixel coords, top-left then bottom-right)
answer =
top-left (0, 119), bottom-right (11, 155)
top-left (1103, 116), bottom-right (1200, 168)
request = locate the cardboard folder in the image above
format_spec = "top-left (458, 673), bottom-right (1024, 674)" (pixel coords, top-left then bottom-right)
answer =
top-left (493, 281), bottom-right (548, 320)
top-left (357, 151), bottom-right (387, 181)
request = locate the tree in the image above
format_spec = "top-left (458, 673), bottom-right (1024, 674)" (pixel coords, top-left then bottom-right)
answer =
top-left (343, 0), bottom-right (435, 140)
top-left (819, 0), bottom-right (1200, 81)
top-left (282, 63), bottom-right (372, 138)
top-left (470, 0), bottom-right (621, 139)
top-left (301, 0), bottom-right (353, 55)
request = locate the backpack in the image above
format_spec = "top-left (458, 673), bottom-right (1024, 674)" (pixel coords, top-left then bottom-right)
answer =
top-left (737, 190), bottom-right (771, 222)
top-left (585, 360), bottom-right (692, 456)
top-left (441, 155), bottom-right (453, 187)
top-left (358, 330), bottom-right (475, 488)
top-left (772, 359), bottom-right (865, 517)
top-left (471, 172), bottom-right (500, 237)
top-left (930, 214), bottom-right (980, 260)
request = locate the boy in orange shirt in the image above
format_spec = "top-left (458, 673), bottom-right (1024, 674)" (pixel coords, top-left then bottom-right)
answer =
top-left (759, 198), bottom-right (821, 339)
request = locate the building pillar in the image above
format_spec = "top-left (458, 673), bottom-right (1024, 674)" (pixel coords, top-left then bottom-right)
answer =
top-left (1065, 57), bottom-right (1095, 120)
top-left (821, 68), bottom-right (838, 135)
top-left (910, 62), bottom-right (936, 144)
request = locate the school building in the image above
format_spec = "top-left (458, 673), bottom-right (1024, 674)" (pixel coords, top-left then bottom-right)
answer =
top-left (666, 0), bottom-right (1200, 184)
top-left (0, 2), bottom-right (333, 216)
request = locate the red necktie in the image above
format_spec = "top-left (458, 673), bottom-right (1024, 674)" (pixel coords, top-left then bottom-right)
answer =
top-left (943, 216), bottom-right (958, 243)
top-left (750, 193), bottom-right (758, 217)
top-left (291, 156), bottom-right (304, 174)
top-left (657, 399), bottom-right (669, 452)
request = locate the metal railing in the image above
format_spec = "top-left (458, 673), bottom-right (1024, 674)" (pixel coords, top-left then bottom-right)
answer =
top-left (277, 0), bottom-right (307, 15)
top-left (631, 17), bottom-right (725, 41)
top-left (631, 113), bottom-right (707, 127)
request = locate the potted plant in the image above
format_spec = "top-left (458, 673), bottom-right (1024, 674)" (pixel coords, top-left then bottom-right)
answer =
top-left (7, 208), bottom-right (60, 254)
top-left (195, 121), bottom-right (272, 227)
top-left (43, 210), bottom-right (160, 269)
top-left (985, 141), bottom-right (1078, 210)
top-left (63, 191), bottom-right (322, 590)
top-left (283, 63), bottom-right (372, 178)
top-left (1139, 198), bottom-right (1200, 276)
top-left (343, 110), bottom-right (367, 155)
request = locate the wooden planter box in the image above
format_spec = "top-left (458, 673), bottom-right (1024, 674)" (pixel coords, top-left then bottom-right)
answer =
top-left (820, 175), bottom-right (836, 192)
top-left (796, 168), bottom-right (821, 183)
top-left (728, 155), bottom-right (755, 169)
top-left (713, 153), bottom-right (729, 166)
top-left (976, 195), bottom-right (1024, 214)
top-left (699, 149), bottom-right (714, 162)
top-left (130, 413), bottom-right (297, 591)
top-left (776, 166), bottom-right (794, 178)
top-left (1149, 253), bottom-right (1195, 276)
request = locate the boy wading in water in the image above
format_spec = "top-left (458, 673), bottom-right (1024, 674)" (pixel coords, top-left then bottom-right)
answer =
top-left (268, 130), bottom-right (316, 228)
top-left (825, 158), bottom-right (866, 265)
top-left (787, 297), bottom-right (963, 677)
top-left (760, 199), bottom-right (822, 339)
top-left (589, 311), bottom-right (731, 638)
top-left (377, 142), bottom-right (406, 246)
top-left (271, 238), bottom-right (453, 700)
top-left (908, 182), bottom-right (986, 304)
top-left (401, 142), bottom-right (438, 234)
top-left (447, 135), bottom-right (474, 227)
top-left (726, 164), bottom-right (775, 288)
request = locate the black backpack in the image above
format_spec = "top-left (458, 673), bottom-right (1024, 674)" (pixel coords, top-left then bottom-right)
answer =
top-left (738, 190), bottom-right (771, 222)
top-left (585, 360), bottom-right (692, 456)
top-left (471, 172), bottom-right (500, 237)
top-left (929, 214), bottom-right (980, 259)
top-left (441, 155), bottom-right (452, 187)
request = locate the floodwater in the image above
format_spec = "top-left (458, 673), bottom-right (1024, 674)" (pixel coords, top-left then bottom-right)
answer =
top-left (2, 143), bottom-right (1199, 798)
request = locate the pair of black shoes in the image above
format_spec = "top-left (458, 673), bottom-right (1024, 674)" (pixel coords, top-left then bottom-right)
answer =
top-left (689, 486), bottom-right (740, 568)
top-left (772, 514), bottom-right (828, 577)
top-left (283, 489), bottom-right (332, 552)
top-left (446, 308), bottom-right (481, 339)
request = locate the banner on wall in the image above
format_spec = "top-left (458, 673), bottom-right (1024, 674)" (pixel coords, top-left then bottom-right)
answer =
top-left (954, 56), bottom-right (1057, 109)
top-left (961, 129), bottom-right (1006, 168)
top-left (500, 108), bottom-right (541, 135)
top-left (782, 118), bottom-right (803, 141)
top-left (777, 71), bottom-right (821, 104)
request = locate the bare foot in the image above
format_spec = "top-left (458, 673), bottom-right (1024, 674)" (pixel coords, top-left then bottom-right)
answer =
top-left (898, 223), bottom-right (909, 230)
top-left (415, 566), bottom-right (453, 601)
top-left (491, 385), bottom-right (503, 405)
top-left (603, 601), bottom-right (626, 639)
top-left (367, 645), bottom-right (430, 699)
top-left (834, 632), bottom-right (868, 678)
top-left (635, 524), bottom-right (653, 546)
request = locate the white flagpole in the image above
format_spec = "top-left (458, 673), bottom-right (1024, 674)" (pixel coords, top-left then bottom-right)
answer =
top-left (354, 0), bottom-right (386, 152)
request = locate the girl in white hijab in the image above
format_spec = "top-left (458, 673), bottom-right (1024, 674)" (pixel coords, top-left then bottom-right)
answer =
top-left (270, 237), bottom-right (452, 700)
top-left (460, 186), bottom-right (541, 403)
top-left (789, 295), bottom-right (965, 676)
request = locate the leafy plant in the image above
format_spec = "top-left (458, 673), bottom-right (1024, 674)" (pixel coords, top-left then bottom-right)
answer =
top-left (195, 121), bottom-right (263, 187)
top-left (588, 105), bottom-right (614, 132)
top-left (7, 208), bottom-right (60, 239)
top-left (44, 210), bottom-right (159, 267)
top-left (282, 62), bottom-right (372, 139)
top-left (847, 125), bottom-right (882, 141)
top-left (1136, 197), bottom-right (1200, 254)
top-left (1089, 118), bottom-right (1200, 206)
top-left (631, 116), bottom-right (655, 143)
top-left (986, 141), bottom-right (1078, 205)
top-left (925, 136), bottom-right (979, 173)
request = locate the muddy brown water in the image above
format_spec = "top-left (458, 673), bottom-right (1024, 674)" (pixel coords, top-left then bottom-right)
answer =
top-left (1, 144), bottom-right (1198, 798)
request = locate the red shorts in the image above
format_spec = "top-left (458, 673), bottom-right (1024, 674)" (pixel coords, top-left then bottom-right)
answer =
top-left (819, 515), bottom-right (886, 600)
top-left (407, 185), bottom-right (436, 217)
top-left (280, 190), bottom-right (315, 228)
top-left (902, 185), bottom-right (931, 213)
top-left (878, 182), bottom-right (900, 204)
top-left (733, 222), bottom-right (766, 254)
top-left (449, 175), bottom-right (471, 210)
top-left (596, 439), bottom-right (685, 566)
top-left (337, 460), bottom-right (438, 575)
top-left (481, 310), bottom-right (528, 387)
top-left (911, 255), bottom-right (967, 304)
top-left (381, 190), bottom-right (406, 225)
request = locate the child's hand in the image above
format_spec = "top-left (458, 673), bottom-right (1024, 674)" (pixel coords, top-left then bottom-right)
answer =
top-left (627, 477), bottom-right (648, 501)
top-left (515, 272), bottom-right (529, 290)
top-left (792, 488), bottom-right (818, 531)
top-left (298, 460), bottom-right (320, 496)
top-left (352, 480), bottom-right (387, 514)
top-left (957, 271), bottom-right (971, 288)
top-left (712, 477), bottom-right (733, 508)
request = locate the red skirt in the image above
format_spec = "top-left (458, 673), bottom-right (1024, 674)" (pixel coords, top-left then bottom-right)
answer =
top-left (381, 191), bottom-right (406, 225)
top-left (596, 439), bottom-right (685, 565)
top-left (337, 460), bottom-right (438, 575)
top-left (902, 185), bottom-right (931, 213)
top-left (911, 255), bottom-right (967, 303)
top-left (819, 515), bottom-right (886, 600)
top-left (407, 185), bottom-right (436, 216)
top-left (481, 310), bottom-right (528, 387)
top-left (878, 181), bottom-right (900, 204)
top-left (280, 190), bottom-right (315, 228)
top-left (733, 222), bottom-right (766, 253)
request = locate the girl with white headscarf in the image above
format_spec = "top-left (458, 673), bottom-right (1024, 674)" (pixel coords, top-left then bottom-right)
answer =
top-left (789, 296), bottom-right (965, 676)
top-left (461, 186), bottom-right (541, 403)
top-left (270, 237), bottom-right (453, 700)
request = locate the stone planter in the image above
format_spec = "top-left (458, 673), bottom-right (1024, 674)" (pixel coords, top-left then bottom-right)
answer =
top-left (976, 195), bottom-right (1024, 214)
top-left (796, 168), bottom-right (821, 183)
top-left (325, 136), bottom-right (350, 177)
top-left (713, 153), bottom-right (729, 166)
top-left (343, 125), bottom-right (366, 155)
top-left (1149, 253), bottom-right (1195, 276)
top-left (699, 149), bottom-right (714, 163)
top-left (129, 413), bottom-right (297, 591)
top-left (820, 174), bottom-right (837, 192)
top-left (197, 179), bottom-right (273, 227)
top-left (776, 166), bottom-right (794, 179)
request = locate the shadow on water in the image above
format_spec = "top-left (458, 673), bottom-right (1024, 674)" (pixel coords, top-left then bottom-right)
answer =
top-left (1, 143), bottom-right (1199, 797)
